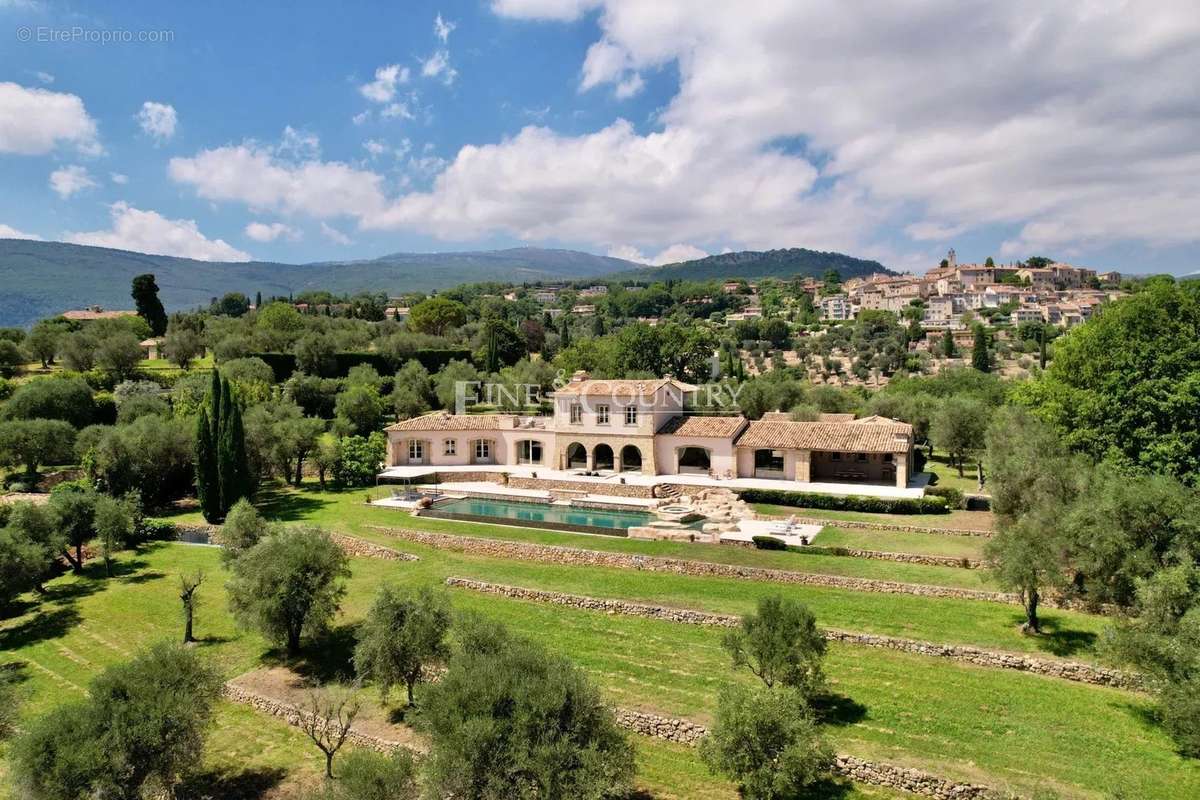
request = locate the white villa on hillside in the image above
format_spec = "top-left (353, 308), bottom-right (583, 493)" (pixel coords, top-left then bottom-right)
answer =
top-left (383, 372), bottom-right (917, 491)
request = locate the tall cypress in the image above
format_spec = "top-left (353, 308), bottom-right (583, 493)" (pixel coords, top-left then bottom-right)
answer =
top-left (209, 369), bottom-right (223, 444)
top-left (217, 378), bottom-right (236, 513)
top-left (971, 325), bottom-right (991, 373)
top-left (194, 408), bottom-right (220, 523)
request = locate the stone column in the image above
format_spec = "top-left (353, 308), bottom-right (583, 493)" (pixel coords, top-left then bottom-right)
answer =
top-left (796, 450), bottom-right (811, 482)
top-left (895, 452), bottom-right (908, 488)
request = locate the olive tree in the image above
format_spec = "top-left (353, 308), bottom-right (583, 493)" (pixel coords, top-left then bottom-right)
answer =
top-left (419, 622), bottom-right (634, 800)
top-left (0, 419), bottom-right (76, 483)
top-left (354, 585), bottom-right (451, 705)
top-left (226, 527), bottom-right (349, 655)
top-left (721, 594), bottom-right (827, 699)
top-left (699, 684), bottom-right (833, 800)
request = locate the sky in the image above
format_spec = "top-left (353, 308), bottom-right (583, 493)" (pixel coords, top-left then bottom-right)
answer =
top-left (1, 0), bottom-right (1198, 275)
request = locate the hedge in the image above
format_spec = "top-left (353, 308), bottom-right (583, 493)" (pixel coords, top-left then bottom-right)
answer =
top-left (924, 485), bottom-right (965, 510)
top-left (250, 349), bottom-right (473, 382)
top-left (735, 488), bottom-right (949, 515)
top-left (751, 534), bottom-right (787, 550)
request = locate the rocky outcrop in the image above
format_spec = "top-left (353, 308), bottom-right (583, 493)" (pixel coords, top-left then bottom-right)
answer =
top-left (444, 578), bottom-right (1143, 690)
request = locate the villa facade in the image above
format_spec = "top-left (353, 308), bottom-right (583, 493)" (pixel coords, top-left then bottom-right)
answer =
top-left (384, 372), bottom-right (916, 489)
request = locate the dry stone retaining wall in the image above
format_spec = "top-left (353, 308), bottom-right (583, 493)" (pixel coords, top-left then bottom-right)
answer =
top-left (328, 531), bottom-right (419, 561)
top-left (803, 546), bottom-right (982, 569)
top-left (444, 577), bottom-right (1143, 690)
top-left (792, 515), bottom-right (992, 537)
top-left (609, 707), bottom-right (998, 799)
top-left (220, 683), bottom-right (406, 754)
top-left (376, 527), bottom-right (1028, 605)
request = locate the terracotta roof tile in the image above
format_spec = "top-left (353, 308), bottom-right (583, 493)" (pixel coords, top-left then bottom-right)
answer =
top-left (657, 415), bottom-right (748, 437)
top-left (735, 417), bottom-right (912, 453)
top-left (552, 378), bottom-right (696, 398)
top-left (384, 412), bottom-right (516, 432)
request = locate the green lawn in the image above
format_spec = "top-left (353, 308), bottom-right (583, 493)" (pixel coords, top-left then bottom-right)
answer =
top-left (159, 485), bottom-right (1104, 659)
top-left (1, 542), bottom-right (1193, 799)
top-left (812, 526), bottom-right (987, 561)
top-left (923, 454), bottom-right (986, 496)
top-left (753, 503), bottom-right (994, 532)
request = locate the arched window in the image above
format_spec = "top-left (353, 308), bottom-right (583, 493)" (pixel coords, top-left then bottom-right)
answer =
top-left (566, 442), bottom-right (587, 469)
top-left (620, 444), bottom-right (642, 472)
top-left (593, 443), bottom-right (614, 470)
top-left (677, 446), bottom-right (711, 474)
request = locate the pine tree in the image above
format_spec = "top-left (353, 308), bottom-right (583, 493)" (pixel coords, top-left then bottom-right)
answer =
top-left (195, 408), bottom-right (220, 523)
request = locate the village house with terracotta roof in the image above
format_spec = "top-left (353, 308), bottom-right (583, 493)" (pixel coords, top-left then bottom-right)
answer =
top-left (383, 371), bottom-right (916, 490)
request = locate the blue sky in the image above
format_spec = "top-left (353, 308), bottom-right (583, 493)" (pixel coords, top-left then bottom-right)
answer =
top-left (2, 0), bottom-right (1198, 275)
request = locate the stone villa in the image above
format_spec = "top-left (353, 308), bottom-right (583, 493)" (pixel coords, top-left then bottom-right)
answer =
top-left (384, 372), bottom-right (917, 490)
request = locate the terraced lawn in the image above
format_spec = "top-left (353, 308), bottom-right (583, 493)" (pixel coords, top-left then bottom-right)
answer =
top-left (753, 503), bottom-right (994, 532)
top-left (812, 526), bottom-right (988, 560)
top-left (2, 543), bottom-right (1194, 800)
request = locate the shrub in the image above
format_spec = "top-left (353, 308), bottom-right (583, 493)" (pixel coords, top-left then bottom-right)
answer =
top-left (736, 488), bottom-right (948, 515)
top-left (751, 535), bottom-right (787, 550)
top-left (139, 519), bottom-right (177, 541)
top-left (925, 485), bottom-right (966, 509)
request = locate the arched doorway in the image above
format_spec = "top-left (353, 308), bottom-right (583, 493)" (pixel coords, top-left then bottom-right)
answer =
top-left (620, 444), bottom-right (643, 473)
top-left (593, 443), bottom-right (615, 471)
top-left (677, 446), bottom-right (711, 474)
top-left (566, 442), bottom-right (587, 469)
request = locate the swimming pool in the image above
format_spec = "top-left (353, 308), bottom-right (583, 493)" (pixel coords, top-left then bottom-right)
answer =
top-left (426, 497), bottom-right (660, 536)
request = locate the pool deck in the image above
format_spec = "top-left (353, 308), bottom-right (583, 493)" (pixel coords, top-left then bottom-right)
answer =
top-left (377, 464), bottom-right (928, 499)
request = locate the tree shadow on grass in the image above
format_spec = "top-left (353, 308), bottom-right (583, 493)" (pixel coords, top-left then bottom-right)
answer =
top-left (0, 605), bottom-right (81, 651)
top-left (262, 622), bottom-right (360, 685)
top-left (177, 765), bottom-right (287, 800)
top-left (0, 659), bottom-right (31, 686)
top-left (812, 691), bottom-right (867, 727)
top-left (1022, 612), bottom-right (1098, 658)
top-left (254, 485), bottom-right (336, 523)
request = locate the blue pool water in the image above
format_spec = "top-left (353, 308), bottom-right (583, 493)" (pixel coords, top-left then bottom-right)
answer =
top-left (432, 497), bottom-right (656, 533)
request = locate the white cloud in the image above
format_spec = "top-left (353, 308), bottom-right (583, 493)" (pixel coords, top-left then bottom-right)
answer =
top-left (320, 221), bottom-right (352, 245)
top-left (614, 73), bottom-right (644, 99)
top-left (421, 50), bottom-right (457, 84)
top-left (0, 223), bottom-right (42, 241)
top-left (34, 71), bottom-right (54, 84)
top-left (359, 64), bottom-right (410, 103)
top-left (904, 221), bottom-right (967, 242)
top-left (352, 110), bottom-right (371, 126)
top-left (608, 243), bottom-right (707, 265)
top-left (49, 165), bottom-right (97, 198)
top-left (490, 0), bottom-right (599, 21)
top-left (0, 82), bottom-right (98, 155)
top-left (434, 13), bottom-right (456, 43)
top-left (363, 139), bottom-right (387, 158)
top-left (136, 101), bottom-right (177, 142)
top-left (382, 101), bottom-right (414, 120)
top-left (479, 0), bottom-right (1200, 260)
top-left (244, 221), bottom-right (301, 242)
top-left (67, 202), bottom-right (251, 261)
top-left (110, 172), bottom-right (129, 185)
top-left (278, 125), bottom-right (320, 160)
top-left (168, 130), bottom-right (387, 220)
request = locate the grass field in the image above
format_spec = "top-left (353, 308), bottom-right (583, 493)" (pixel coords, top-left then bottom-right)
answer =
top-left (812, 526), bottom-right (987, 560)
top-left (753, 503), bottom-right (995, 531)
top-left (3, 482), bottom-right (1197, 798)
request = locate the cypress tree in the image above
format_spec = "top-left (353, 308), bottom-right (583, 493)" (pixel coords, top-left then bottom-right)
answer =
top-left (560, 319), bottom-right (570, 348)
top-left (195, 408), bottom-right (220, 523)
top-left (1038, 326), bottom-right (1047, 370)
top-left (971, 325), bottom-right (991, 373)
top-left (254, 291), bottom-right (262, 309)
top-left (217, 379), bottom-right (237, 513)
top-left (219, 402), bottom-right (250, 511)
top-left (209, 369), bottom-right (223, 444)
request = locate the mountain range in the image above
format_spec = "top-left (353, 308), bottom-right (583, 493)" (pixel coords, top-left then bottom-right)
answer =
top-left (0, 239), bottom-right (890, 328)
